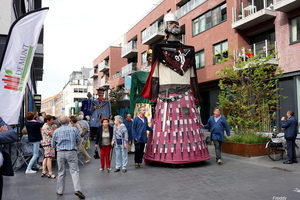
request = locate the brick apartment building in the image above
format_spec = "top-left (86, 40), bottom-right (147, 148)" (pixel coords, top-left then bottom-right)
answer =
top-left (91, 0), bottom-right (300, 124)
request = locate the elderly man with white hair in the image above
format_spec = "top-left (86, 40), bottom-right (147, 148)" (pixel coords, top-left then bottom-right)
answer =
top-left (111, 115), bottom-right (128, 173)
top-left (51, 115), bottom-right (85, 199)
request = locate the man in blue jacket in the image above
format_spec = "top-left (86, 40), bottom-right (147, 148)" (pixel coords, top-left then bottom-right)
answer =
top-left (281, 110), bottom-right (298, 164)
top-left (202, 107), bottom-right (231, 165)
top-left (0, 117), bottom-right (18, 199)
top-left (132, 107), bottom-right (153, 168)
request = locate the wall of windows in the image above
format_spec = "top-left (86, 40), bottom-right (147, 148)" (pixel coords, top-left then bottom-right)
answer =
top-left (193, 3), bottom-right (227, 36)
top-left (290, 16), bottom-right (300, 44)
top-left (213, 40), bottom-right (228, 64)
top-left (73, 88), bottom-right (88, 93)
top-left (195, 49), bottom-right (205, 69)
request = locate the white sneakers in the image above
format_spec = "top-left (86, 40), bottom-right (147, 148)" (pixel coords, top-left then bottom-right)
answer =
top-left (25, 169), bottom-right (37, 174)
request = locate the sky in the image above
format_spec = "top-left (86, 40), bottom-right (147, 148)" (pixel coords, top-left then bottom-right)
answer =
top-left (39, 0), bottom-right (160, 100)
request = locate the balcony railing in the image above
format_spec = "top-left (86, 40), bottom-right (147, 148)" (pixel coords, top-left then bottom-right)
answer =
top-left (176, 0), bottom-right (208, 19)
top-left (121, 41), bottom-right (137, 58)
top-left (100, 77), bottom-right (109, 87)
top-left (141, 21), bottom-right (164, 45)
top-left (273, 0), bottom-right (300, 12)
top-left (111, 72), bottom-right (122, 80)
top-left (234, 40), bottom-right (278, 65)
top-left (99, 60), bottom-right (109, 72)
top-left (122, 63), bottom-right (137, 77)
top-left (232, 0), bottom-right (276, 30)
top-left (89, 69), bottom-right (98, 78)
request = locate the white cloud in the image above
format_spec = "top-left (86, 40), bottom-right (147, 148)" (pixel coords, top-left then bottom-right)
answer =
top-left (39, 0), bottom-right (160, 99)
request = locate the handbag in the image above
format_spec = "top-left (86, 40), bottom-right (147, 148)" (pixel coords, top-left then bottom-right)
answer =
top-left (93, 148), bottom-right (100, 159)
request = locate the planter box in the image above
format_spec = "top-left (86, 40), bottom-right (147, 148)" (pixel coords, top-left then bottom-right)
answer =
top-left (222, 142), bottom-right (267, 157)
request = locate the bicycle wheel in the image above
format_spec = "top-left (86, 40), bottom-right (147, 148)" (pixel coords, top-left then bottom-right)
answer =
top-left (266, 141), bottom-right (284, 161)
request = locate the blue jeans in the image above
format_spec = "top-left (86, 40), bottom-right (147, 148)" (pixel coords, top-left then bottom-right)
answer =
top-left (115, 145), bottom-right (128, 169)
top-left (27, 141), bottom-right (40, 170)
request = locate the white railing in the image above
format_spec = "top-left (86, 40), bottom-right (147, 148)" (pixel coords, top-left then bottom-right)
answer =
top-left (176, 0), bottom-right (207, 19)
top-left (98, 60), bottom-right (109, 72)
top-left (232, 0), bottom-right (274, 22)
top-left (100, 77), bottom-right (109, 86)
top-left (141, 21), bottom-right (164, 43)
top-left (111, 72), bottom-right (122, 80)
top-left (234, 40), bottom-right (277, 63)
top-left (121, 41), bottom-right (137, 56)
top-left (122, 63), bottom-right (137, 76)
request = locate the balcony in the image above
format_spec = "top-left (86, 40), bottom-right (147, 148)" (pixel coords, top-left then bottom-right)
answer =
top-left (232, 0), bottom-right (276, 30)
top-left (141, 21), bottom-right (164, 45)
top-left (111, 72), bottom-right (122, 80)
top-left (98, 60), bottom-right (109, 72)
top-left (176, 0), bottom-right (208, 19)
top-left (100, 77), bottom-right (109, 87)
top-left (233, 40), bottom-right (278, 67)
top-left (273, 0), bottom-right (300, 12)
top-left (89, 68), bottom-right (98, 78)
top-left (121, 41), bottom-right (137, 58)
top-left (122, 63), bottom-right (137, 77)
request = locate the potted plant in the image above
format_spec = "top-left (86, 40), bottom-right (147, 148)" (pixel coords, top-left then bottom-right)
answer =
top-left (215, 47), bottom-right (284, 157)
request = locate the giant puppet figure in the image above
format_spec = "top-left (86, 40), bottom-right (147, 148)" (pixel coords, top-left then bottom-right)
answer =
top-left (141, 13), bottom-right (210, 164)
top-left (89, 87), bottom-right (111, 139)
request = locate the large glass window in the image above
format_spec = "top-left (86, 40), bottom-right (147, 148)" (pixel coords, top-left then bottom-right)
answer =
top-left (141, 51), bottom-right (147, 64)
top-left (213, 40), bottom-right (228, 64)
top-left (193, 3), bottom-right (226, 36)
top-left (290, 16), bottom-right (300, 43)
top-left (195, 49), bottom-right (205, 69)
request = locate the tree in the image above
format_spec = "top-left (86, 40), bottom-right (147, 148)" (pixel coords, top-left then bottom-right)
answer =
top-left (216, 47), bottom-right (284, 134)
top-left (109, 86), bottom-right (124, 116)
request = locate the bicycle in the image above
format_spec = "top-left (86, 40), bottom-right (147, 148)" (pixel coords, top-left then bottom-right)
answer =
top-left (265, 133), bottom-right (300, 161)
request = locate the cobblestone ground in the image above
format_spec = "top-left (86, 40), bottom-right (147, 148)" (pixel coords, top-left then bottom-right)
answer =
top-left (3, 143), bottom-right (300, 200)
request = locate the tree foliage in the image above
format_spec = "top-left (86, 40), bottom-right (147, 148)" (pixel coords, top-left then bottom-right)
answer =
top-left (109, 86), bottom-right (124, 116)
top-left (216, 48), bottom-right (284, 134)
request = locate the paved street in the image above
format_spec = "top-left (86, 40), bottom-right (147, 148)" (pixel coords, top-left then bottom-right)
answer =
top-left (3, 143), bottom-right (300, 200)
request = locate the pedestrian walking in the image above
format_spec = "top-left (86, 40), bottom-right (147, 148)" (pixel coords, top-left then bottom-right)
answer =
top-left (111, 115), bottom-right (128, 173)
top-left (281, 110), bottom-right (298, 164)
top-left (95, 117), bottom-right (113, 171)
top-left (202, 107), bottom-right (231, 165)
top-left (123, 114), bottom-right (133, 153)
top-left (132, 107), bottom-right (153, 168)
top-left (51, 116), bottom-right (85, 199)
top-left (24, 112), bottom-right (43, 173)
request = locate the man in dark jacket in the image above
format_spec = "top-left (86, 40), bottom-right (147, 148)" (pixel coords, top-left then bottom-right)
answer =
top-left (132, 107), bottom-right (153, 168)
top-left (0, 117), bottom-right (18, 200)
top-left (123, 114), bottom-right (133, 154)
top-left (281, 110), bottom-right (298, 164)
top-left (203, 107), bottom-right (231, 165)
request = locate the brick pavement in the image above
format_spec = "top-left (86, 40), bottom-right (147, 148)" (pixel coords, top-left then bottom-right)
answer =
top-left (3, 142), bottom-right (300, 200)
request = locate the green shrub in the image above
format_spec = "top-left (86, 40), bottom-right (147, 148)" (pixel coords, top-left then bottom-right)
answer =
top-left (225, 132), bottom-right (269, 144)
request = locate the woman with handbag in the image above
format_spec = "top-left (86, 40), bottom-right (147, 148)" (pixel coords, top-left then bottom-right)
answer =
top-left (111, 115), bottom-right (128, 173)
top-left (95, 117), bottom-right (113, 171)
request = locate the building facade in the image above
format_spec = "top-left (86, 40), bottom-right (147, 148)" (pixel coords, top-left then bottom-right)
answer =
top-left (91, 0), bottom-right (300, 126)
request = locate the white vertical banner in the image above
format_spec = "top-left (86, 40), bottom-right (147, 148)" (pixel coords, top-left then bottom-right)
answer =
top-left (0, 8), bottom-right (49, 125)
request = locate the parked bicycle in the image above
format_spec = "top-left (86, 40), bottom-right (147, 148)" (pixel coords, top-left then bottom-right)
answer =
top-left (265, 133), bottom-right (300, 161)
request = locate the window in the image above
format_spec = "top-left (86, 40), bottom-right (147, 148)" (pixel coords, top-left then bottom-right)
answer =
top-left (192, 3), bottom-right (227, 36)
top-left (290, 16), bottom-right (300, 43)
top-left (213, 40), bottom-right (228, 64)
top-left (195, 49), bottom-right (205, 69)
top-left (142, 51), bottom-right (147, 64)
